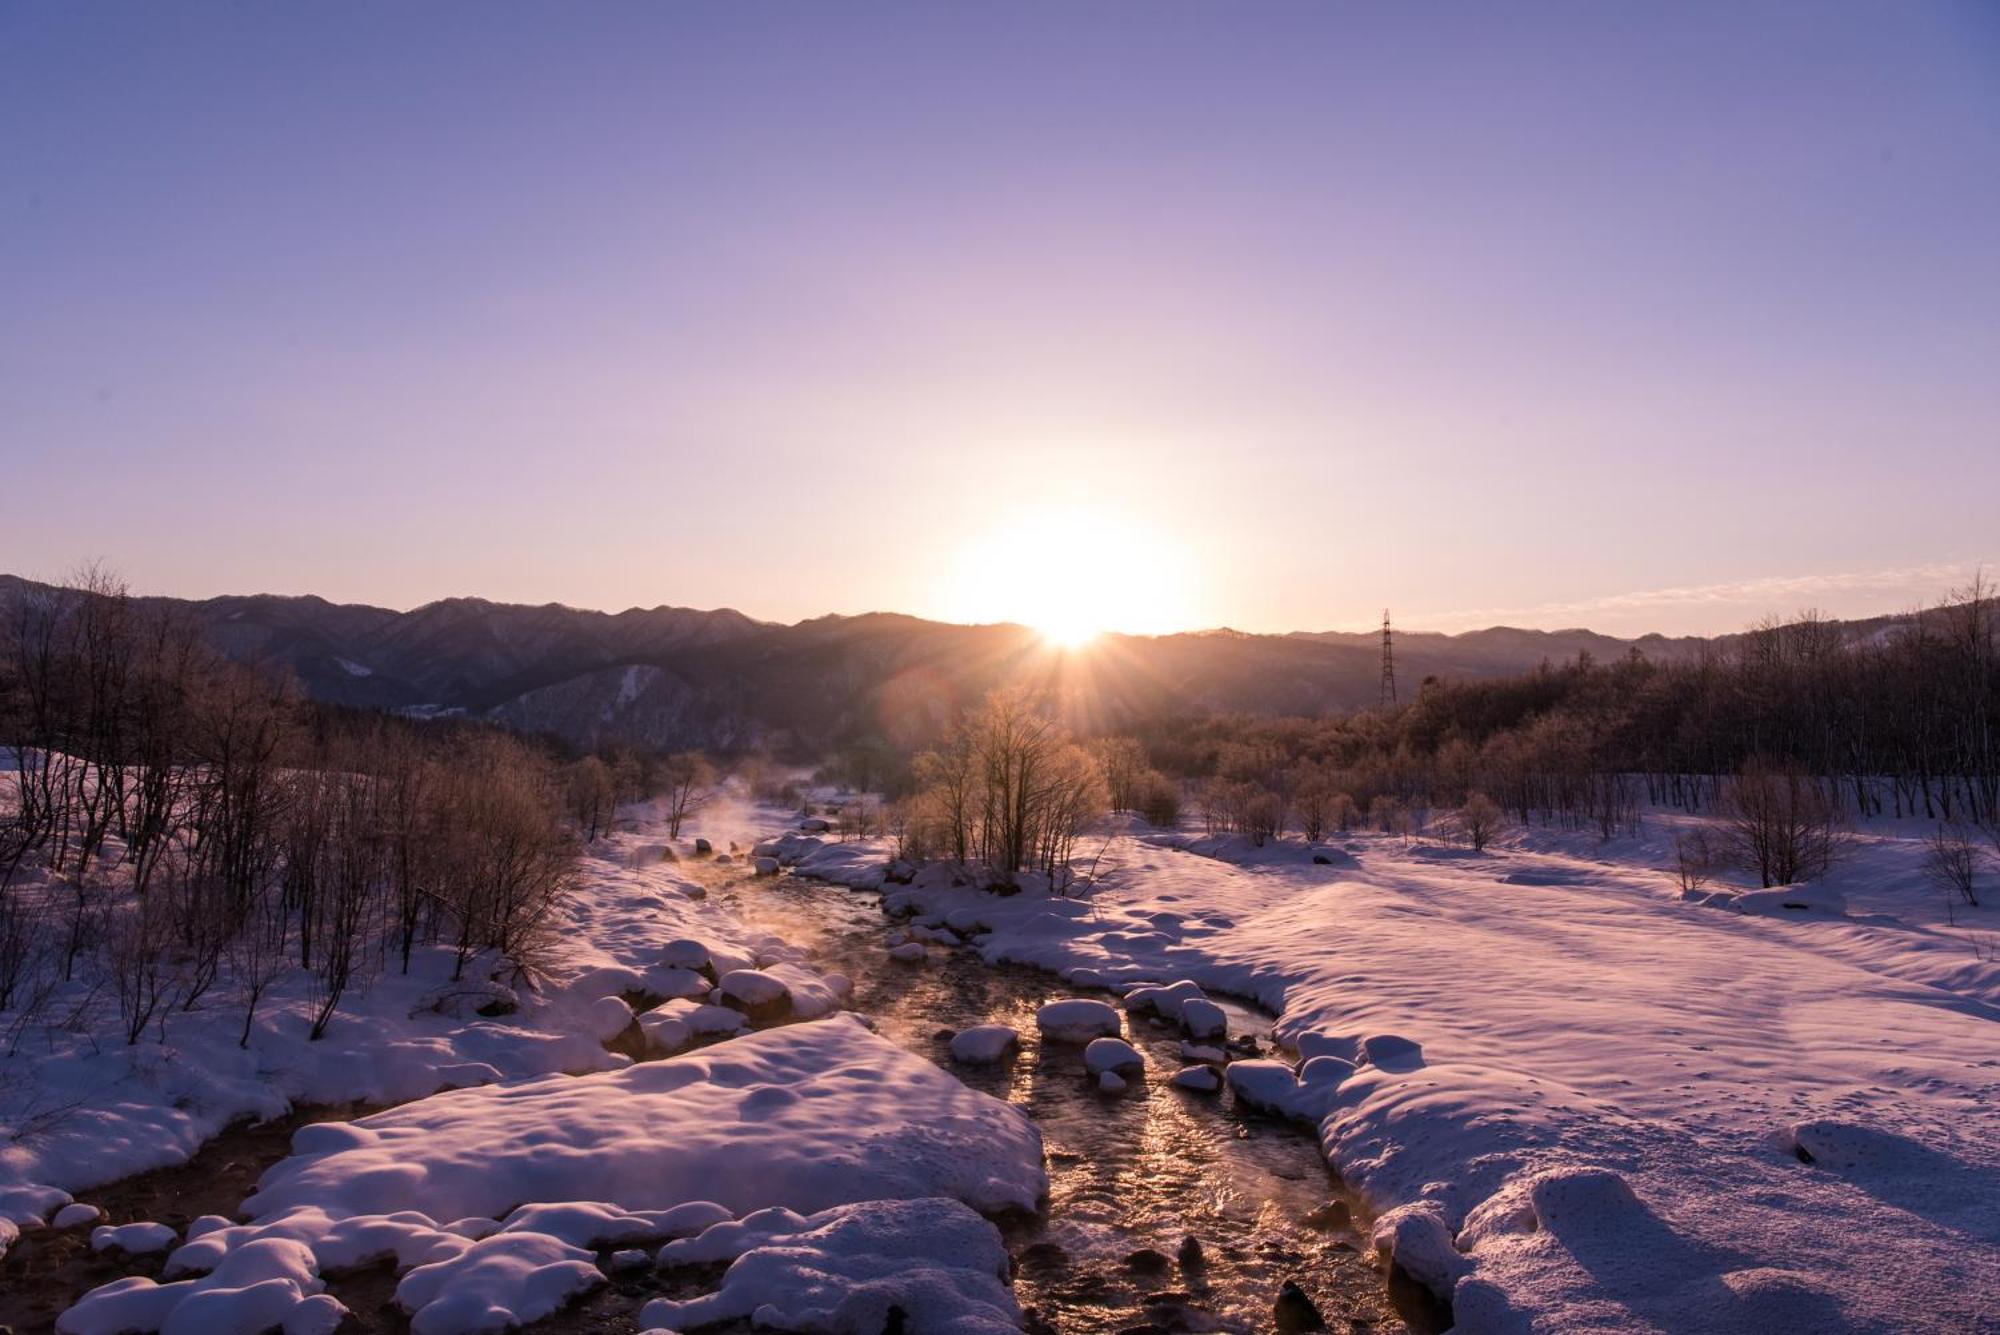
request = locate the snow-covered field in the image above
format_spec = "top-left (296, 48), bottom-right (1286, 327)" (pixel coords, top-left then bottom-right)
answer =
top-left (8, 783), bottom-right (1998, 1332)
top-left (804, 811), bottom-right (2000, 1332)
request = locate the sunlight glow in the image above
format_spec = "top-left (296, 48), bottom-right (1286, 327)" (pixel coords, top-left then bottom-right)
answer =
top-left (942, 508), bottom-right (1193, 646)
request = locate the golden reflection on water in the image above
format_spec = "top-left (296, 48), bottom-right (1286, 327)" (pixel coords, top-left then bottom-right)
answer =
top-left (711, 869), bottom-right (1416, 1334)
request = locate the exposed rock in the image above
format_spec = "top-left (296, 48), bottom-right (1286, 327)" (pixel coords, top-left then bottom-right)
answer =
top-left (1303, 1200), bottom-right (1351, 1231)
top-left (1273, 1279), bottom-right (1328, 1332)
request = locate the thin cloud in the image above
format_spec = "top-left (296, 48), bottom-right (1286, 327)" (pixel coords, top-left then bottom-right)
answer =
top-left (1422, 562), bottom-right (1988, 633)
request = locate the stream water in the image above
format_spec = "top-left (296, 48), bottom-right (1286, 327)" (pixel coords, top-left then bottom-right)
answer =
top-left (707, 864), bottom-right (1438, 1335)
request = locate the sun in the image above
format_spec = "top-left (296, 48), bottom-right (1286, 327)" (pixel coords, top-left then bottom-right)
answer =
top-left (941, 508), bottom-right (1191, 646)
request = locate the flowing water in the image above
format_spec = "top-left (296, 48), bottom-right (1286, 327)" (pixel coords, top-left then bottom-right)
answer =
top-left (707, 864), bottom-right (1441, 1335)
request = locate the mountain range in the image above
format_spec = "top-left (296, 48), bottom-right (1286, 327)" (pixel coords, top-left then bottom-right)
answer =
top-left (0, 574), bottom-right (1751, 757)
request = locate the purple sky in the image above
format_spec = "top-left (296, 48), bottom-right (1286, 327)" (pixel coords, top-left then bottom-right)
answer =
top-left (4, 3), bottom-right (1997, 635)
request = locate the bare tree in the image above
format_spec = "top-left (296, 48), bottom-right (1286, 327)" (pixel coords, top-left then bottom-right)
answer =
top-left (1922, 823), bottom-right (1980, 908)
top-left (103, 896), bottom-right (177, 1045)
top-left (658, 752), bottom-right (714, 840)
top-left (1458, 792), bottom-right (1503, 851)
top-left (1672, 827), bottom-right (1719, 894)
top-left (567, 756), bottom-right (617, 841)
top-left (1722, 760), bottom-right (1847, 888)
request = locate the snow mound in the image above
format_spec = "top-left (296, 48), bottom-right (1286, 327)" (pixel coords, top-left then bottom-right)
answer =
top-left (244, 1016), bottom-right (1046, 1222)
top-left (395, 1231), bottom-right (602, 1335)
top-left (1733, 884), bottom-right (1848, 917)
top-left (642, 1197), bottom-right (1020, 1332)
top-left (58, 1236), bottom-right (327, 1335)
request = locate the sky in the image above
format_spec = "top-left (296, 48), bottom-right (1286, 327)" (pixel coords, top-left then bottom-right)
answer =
top-left (3, 2), bottom-right (1997, 638)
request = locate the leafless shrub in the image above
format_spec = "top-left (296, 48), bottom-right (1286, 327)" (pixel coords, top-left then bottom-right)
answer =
top-left (103, 896), bottom-right (177, 1045)
top-left (1458, 792), bottom-right (1504, 851)
top-left (1136, 772), bottom-right (1181, 830)
top-left (1922, 823), bottom-right (1981, 909)
top-left (1722, 760), bottom-right (1847, 888)
top-left (839, 800), bottom-right (881, 841)
top-left (1672, 827), bottom-right (1720, 894)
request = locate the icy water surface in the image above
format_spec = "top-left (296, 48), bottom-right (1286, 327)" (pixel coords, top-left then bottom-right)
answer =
top-left (712, 866), bottom-right (1439, 1335)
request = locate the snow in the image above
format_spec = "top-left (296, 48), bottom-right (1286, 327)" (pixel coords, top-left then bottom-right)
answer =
top-left (643, 1197), bottom-right (1020, 1334)
top-left (243, 1016), bottom-right (1044, 1224)
top-left (861, 811), bottom-right (2000, 1331)
top-left (58, 1237), bottom-right (328, 1335)
top-left (394, 1231), bottom-right (603, 1335)
top-left (1, 829), bottom-right (772, 1199)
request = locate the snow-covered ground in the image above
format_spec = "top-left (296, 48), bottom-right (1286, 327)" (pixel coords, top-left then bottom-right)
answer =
top-left (13, 780), bottom-right (1999, 1332)
top-left (10, 785), bottom-right (1054, 1334)
top-left (799, 811), bottom-right (1999, 1332)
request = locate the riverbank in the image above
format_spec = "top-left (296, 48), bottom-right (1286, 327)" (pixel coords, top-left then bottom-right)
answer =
top-left (798, 812), bottom-right (2000, 1332)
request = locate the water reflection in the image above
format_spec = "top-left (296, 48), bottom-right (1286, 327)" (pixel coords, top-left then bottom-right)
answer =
top-left (715, 872), bottom-right (1424, 1334)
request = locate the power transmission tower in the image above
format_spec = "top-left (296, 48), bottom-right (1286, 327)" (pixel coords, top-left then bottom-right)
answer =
top-left (1379, 609), bottom-right (1397, 707)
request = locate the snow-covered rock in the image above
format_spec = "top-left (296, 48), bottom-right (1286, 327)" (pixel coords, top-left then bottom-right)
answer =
top-left (659, 939), bottom-right (712, 974)
top-left (59, 1236), bottom-right (324, 1335)
top-left (91, 1220), bottom-right (178, 1254)
top-left (1122, 979), bottom-right (1206, 1022)
top-left (395, 1231), bottom-right (602, 1335)
top-left (716, 968), bottom-right (793, 1021)
top-left (1035, 998), bottom-right (1121, 1043)
top-left (1084, 1037), bottom-right (1144, 1075)
top-left (949, 1025), bottom-right (1021, 1065)
top-left (1224, 1060), bottom-right (1305, 1117)
top-left (586, 995), bottom-right (635, 1042)
top-left (1170, 1065), bottom-right (1221, 1092)
top-left (637, 999), bottom-right (744, 1054)
top-left (644, 1198), bottom-right (1019, 1334)
top-left (1179, 997), bottom-right (1228, 1040)
top-left (54, 1202), bottom-right (104, 1228)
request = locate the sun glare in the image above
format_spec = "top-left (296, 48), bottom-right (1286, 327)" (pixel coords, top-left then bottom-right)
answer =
top-left (943, 509), bottom-right (1191, 647)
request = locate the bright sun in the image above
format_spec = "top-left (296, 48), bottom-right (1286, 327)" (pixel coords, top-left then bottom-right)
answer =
top-left (944, 509), bottom-right (1191, 647)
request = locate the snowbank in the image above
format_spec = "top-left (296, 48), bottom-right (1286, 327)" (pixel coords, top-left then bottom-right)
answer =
top-left (245, 1015), bottom-right (1046, 1223)
top-left (875, 818), bottom-right (2000, 1331)
top-left (644, 1197), bottom-right (1020, 1334)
